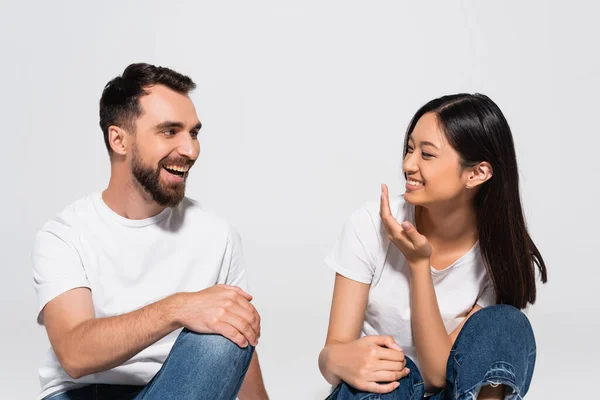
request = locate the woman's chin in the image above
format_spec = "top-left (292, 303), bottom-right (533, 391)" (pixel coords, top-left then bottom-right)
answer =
top-left (403, 191), bottom-right (426, 206)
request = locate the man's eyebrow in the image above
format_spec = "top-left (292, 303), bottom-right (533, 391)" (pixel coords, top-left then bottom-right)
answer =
top-left (154, 121), bottom-right (202, 132)
top-left (155, 121), bottom-right (185, 130)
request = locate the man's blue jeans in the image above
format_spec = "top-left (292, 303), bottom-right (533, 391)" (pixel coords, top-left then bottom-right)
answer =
top-left (328, 305), bottom-right (537, 400)
top-left (44, 329), bottom-right (254, 400)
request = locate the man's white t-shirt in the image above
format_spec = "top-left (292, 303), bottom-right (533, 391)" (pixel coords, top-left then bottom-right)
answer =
top-left (32, 193), bottom-right (248, 399)
top-left (325, 195), bottom-right (495, 372)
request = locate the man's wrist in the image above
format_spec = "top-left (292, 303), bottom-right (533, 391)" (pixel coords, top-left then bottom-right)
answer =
top-left (162, 292), bottom-right (186, 330)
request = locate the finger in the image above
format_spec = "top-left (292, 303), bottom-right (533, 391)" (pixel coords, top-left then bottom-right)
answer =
top-left (375, 360), bottom-right (407, 372)
top-left (370, 368), bottom-right (411, 383)
top-left (358, 380), bottom-right (399, 394)
top-left (376, 347), bottom-right (406, 362)
top-left (213, 321), bottom-right (249, 348)
top-left (223, 285), bottom-right (253, 301)
top-left (228, 298), bottom-right (261, 339)
top-left (399, 221), bottom-right (426, 246)
top-left (219, 310), bottom-right (258, 346)
top-left (379, 185), bottom-right (403, 235)
top-left (366, 335), bottom-right (402, 351)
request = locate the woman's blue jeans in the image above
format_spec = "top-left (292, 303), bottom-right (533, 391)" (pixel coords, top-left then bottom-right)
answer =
top-left (44, 329), bottom-right (254, 400)
top-left (327, 305), bottom-right (537, 400)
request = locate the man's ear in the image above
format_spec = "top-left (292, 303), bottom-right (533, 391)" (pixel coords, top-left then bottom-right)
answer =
top-left (465, 161), bottom-right (493, 189)
top-left (108, 126), bottom-right (129, 156)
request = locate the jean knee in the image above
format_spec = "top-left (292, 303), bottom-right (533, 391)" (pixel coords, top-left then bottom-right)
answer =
top-left (465, 305), bottom-right (534, 344)
top-left (450, 305), bottom-right (537, 398)
top-left (176, 330), bottom-right (254, 365)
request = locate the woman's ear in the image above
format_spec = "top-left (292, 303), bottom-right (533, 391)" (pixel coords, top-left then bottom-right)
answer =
top-left (465, 162), bottom-right (493, 189)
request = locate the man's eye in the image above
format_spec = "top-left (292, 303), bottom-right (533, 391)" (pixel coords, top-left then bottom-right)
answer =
top-left (163, 130), bottom-right (176, 136)
top-left (190, 131), bottom-right (199, 138)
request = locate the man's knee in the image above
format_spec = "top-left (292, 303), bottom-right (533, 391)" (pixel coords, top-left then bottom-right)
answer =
top-left (175, 330), bottom-right (254, 366)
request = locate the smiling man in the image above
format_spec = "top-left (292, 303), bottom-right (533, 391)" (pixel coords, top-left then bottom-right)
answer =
top-left (32, 63), bottom-right (269, 400)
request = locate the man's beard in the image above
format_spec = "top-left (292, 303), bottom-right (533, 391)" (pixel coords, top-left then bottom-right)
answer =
top-left (131, 144), bottom-right (190, 207)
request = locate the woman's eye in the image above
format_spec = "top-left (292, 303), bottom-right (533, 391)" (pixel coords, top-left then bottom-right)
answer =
top-left (422, 152), bottom-right (433, 158)
top-left (407, 146), bottom-right (414, 153)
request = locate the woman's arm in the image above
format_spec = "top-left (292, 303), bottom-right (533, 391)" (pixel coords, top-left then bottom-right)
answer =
top-left (379, 184), bottom-right (482, 390)
top-left (409, 267), bottom-right (482, 389)
top-left (319, 274), bottom-right (408, 394)
top-left (319, 273), bottom-right (370, 385)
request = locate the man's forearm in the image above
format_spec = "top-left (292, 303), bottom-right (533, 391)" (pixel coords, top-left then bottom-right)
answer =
top-left (238, 351), bottom-right (269, 400)
top-left (410, 265), bottom-right (452, 389)
top-left (56, 293), bottom-right (183, 379)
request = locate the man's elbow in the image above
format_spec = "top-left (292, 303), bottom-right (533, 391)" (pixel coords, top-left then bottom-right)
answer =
top-left (55, 349), bottom-right (87, 379)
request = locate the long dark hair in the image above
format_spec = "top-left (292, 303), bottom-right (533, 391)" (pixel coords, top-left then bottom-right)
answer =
top-left (404, 93), bottom-right (547, 309)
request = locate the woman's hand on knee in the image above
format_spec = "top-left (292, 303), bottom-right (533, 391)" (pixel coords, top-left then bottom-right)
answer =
top-left (329, 335), bottom-right (410, 394)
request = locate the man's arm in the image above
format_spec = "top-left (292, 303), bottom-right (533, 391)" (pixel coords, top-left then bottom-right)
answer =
top-left (238, 351), bottom-right (269, 400)
top-left (44, 285), bottom-right (260, 379)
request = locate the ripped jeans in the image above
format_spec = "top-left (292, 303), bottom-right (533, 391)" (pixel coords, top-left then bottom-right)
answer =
top-left (327, 305), bottom-right (536, 400)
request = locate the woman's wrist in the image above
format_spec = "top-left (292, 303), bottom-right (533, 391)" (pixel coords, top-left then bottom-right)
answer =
top-left (408, 258), bottom-right (431, 272)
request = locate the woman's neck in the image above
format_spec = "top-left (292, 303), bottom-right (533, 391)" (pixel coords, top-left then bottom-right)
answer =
top-left (416, 202), bottom-right (478, 246)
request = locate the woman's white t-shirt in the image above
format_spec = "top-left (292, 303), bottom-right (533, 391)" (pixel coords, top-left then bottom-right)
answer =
top-left (325, 195), bottom-right (495, 371)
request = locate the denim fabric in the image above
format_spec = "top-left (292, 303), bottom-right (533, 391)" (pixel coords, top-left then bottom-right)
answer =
top-left (327, 305), bottom-right (536, 400)
top-left (44, 329), bottom-right (254, 400)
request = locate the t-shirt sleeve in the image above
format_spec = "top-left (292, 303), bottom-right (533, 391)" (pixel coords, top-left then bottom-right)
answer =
top-left (32, 221), bottom-right (90, 325)
top-left (324, 207), bottom-right (383, 284)
top-left (218, 225), bottom-right (249, 292)
top-left (476, 281), bottom-right (496, 308)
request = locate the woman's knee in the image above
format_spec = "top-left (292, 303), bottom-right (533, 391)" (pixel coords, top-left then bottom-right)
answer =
top-left (461, 305), bottom-right (535, 344)
top-left (449, 305), bottom-right (537, 394)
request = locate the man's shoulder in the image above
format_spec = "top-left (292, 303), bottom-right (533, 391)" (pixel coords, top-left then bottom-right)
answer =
top-left (35, 193), bottom-right (99, 244)
top-left (43, 193), bottom-right (98, 228)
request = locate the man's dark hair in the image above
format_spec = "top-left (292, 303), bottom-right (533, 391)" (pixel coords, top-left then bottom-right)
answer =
top-left (99, 63), bottom-right (196, 155)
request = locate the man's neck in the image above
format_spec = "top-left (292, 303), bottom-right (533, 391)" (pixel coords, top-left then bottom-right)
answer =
top-left (102, 170), bottom-right (165, 220)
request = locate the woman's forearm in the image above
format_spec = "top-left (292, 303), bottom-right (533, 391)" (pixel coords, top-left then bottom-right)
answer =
top-left (410, 263), bottom-right (452, 389)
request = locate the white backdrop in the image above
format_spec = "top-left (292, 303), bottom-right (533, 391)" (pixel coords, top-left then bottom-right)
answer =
top-left (1, 1), bottom-right (598, 398)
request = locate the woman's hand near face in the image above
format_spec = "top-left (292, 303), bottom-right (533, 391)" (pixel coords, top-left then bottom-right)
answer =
top-left (380, 184), bottom-right (432, 269)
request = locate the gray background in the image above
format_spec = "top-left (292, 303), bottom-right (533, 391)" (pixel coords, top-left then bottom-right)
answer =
top-left (1, 1), bottom-right (598, 398)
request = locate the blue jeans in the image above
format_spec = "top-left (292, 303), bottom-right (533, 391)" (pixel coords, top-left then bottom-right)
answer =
top-left (45, 329), bottom-right (254, 400)
top-left (327, 305), bottom-right (537, 400)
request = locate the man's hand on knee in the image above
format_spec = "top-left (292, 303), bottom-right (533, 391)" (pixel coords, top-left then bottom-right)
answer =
top-left (172, 285), bottom-right (261, 348)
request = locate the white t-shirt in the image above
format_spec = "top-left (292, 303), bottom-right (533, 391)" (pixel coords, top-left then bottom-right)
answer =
top-left (32, 193), bottom-right (248, 400)
top-left (325, 195), bottom-right (495, 372)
